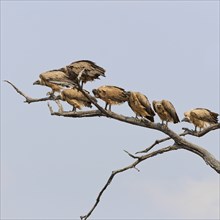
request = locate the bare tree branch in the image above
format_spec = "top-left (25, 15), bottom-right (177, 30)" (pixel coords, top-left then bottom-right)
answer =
top-left (136, 124), bottom-right (220, 154)
top-left (49, 109), bottom-right (220, 174)
top-left (182, 125), bottom-right (220, 137)
top-left (80, 145), bottom-right (179, 220)
top-left (5, 80), bottom-right (220, 220)
top-left (5, 80), bottom-right (59, 103)
top-left (5, 80), bottom-right (220, 173)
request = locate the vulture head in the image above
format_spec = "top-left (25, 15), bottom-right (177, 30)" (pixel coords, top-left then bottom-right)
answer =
top-left (33, 79), bottom-right (41, 85)
top-left (181, 112), bottom-right (191, 123)
top-left (92, 89), bottom-right (99, 98)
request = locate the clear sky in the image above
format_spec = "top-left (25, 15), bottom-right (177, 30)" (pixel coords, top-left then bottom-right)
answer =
top-left (1, 1), bottom-right (219, 219)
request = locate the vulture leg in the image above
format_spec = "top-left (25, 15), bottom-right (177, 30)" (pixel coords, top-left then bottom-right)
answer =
top-left (46, 90), bottom-right (55, 98)
top-left (72, 106), bottom-right (76, 112)
top-left (105, 103), bottom-right (108, 110)
top-left (166, 121), bottom-right (168, 126)
top-left (109, 105), bottom-right (112, 111)
top-left (194, 126), bottom-right (197, 132)
top-left (80, 81), bottom-right (84, 89)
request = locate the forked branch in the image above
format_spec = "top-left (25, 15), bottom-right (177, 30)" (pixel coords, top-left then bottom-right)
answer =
top-left (80, 145), bottom-right (179, 220)
top-left (4, 80), bottom-right (59, 103)
top-left (136, 124), bottom-right (220, 154)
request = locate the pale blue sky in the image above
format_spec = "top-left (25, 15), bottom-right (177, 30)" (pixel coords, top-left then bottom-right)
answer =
top-left (1, 1), bottom-right (219, 219)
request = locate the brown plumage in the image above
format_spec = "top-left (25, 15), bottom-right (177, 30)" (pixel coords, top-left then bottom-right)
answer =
top-left (59, 88), bottom-right (97, 111)
top-left (65, 60), bottom-right (105, 88)
top-left (33, 69), bottom-right (77, 96)
top-left (92, 85), bottom-right (128, 111)
top-left (152, 100), bottom-right (180, 125)
top-left (127, 91), bottom-right (155, 122)
top-left (182, 108), bottom-right (219, 131)
top-left (33, 60), bottom-right (105, 94)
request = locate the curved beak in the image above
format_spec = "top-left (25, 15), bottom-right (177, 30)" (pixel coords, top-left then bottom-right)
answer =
top-left (181, 117), bottom-right (190, 123)
top-left (33, 80), bottom-right (40, 85)
top-left (92, 89), bottom-right (98, 97)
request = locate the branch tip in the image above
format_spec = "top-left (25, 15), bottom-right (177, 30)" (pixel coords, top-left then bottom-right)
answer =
top-left (124, 150), bottom-right (140, 159)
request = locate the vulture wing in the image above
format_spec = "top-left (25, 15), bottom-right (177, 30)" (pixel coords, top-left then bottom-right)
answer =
top-left (191, 108), bottom-right (218, 123)
top-left (152, 100), bottom-right (158, 113)
top-left (40, 70), bottom-right (77, 87)
top-left (136, 92), bottom-right (155, 116)
top-left (162, 100), bottom-right (180, 123)
top-left (97, 86), bottom-right (128, 102)
top-left (67, 60), bottom-right (105, 79)
top-left (105, 86), bottom-right (128, 102)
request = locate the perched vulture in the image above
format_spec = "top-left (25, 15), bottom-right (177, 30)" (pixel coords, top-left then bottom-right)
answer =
top-left (127, 91), bottom-right (155, 122)
top-left (65, 60), bottom-right (106, 88)
top-left (152, 100), bottom-right (180, 125)
top-left (33, 69), bottom-right (77, 96)
top-left (59, 88), bottom-right (97, 111)
top-left (182, 108), bottom-right (219, 131)
top-left (33, 60), bottom-right (105, 95)
top-left (92, 85), bottom-right (128, 110)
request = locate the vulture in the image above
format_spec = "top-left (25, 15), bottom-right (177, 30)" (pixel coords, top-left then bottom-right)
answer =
top-left (127, 91), bottom-right (155, 122)
top-left (33, 69), bottom-right (77, 96)
top-left (33, 60), bottom-right (105, 95)
top-left (152, 100), bottom-right (180, 125)
top-left (92, 85), bottom-right (128, 111)
top-left (182, 108), bottom-right (219, 131)
top-left (65, 60), bottom-right (106, 88)
top-left (59, 88), bottom-right (97, 111)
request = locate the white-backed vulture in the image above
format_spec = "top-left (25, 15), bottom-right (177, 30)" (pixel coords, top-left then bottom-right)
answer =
top-left (92, 85), bottom-right (128, 111)
top-left (33, 69), bottom-right (77, 96)
top-left (152, 100), bottom-right (180, 125)
top-left (182, 108), bottom-right (219, 131)
top-left (59, 88), bottom-right (97, 111)
top-left (65, 60), bottom-right (106, 88)
top-left (127, 91), bottom-right (155, 122)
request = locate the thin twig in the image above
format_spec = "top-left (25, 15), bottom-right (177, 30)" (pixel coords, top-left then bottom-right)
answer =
top-left (182, 125), bottom-right (220, 137)
top-left (55, 100), bottom-right (64, 113)
top-left (5, 80), bottom-right (59, 103)
top-left (136, 125), bottom-right (220, 154)
top-left (124, 150), bottom-right (140, 159)
top-left (47, 102), bottom-right (54, 114)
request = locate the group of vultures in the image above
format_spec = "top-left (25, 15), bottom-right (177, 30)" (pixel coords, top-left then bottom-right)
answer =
top-left (33, 60), bottom-right (219, 132)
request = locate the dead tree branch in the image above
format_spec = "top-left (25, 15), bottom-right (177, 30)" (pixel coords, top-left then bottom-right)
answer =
top-left (5, 80), bottom-right (220, 220)
top-left (5, 80), bottom-right (220, 173)
top-left (5, 80), bottom-right (59, 103)
top-left (80, 144), bottom-right (179, 220)
top-left (136, 124), bottom-right (220, 154)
